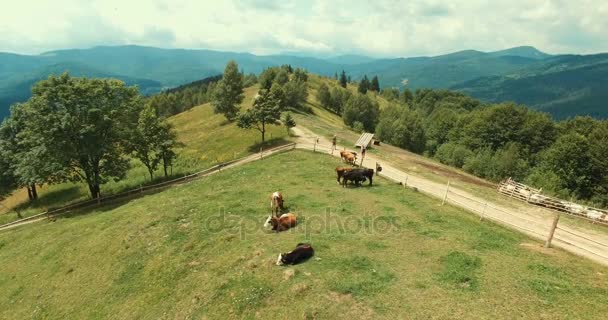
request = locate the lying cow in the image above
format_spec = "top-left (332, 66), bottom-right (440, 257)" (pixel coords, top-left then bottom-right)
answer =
top-left (264, 213), bottom-right (297, 232)
top-left (342, 168), bottom-right (375, 187)
top-left (270, 191), bottom-right (284, 216)
top-left (276, 243), bottom-right (314, 266)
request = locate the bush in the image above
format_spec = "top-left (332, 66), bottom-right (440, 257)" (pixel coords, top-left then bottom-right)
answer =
top-left (435, 143), bottom-right (473, 168)
top-left (376, 104), bottom-right (426, 153)
top-left (342, 94), bottom-right (379, 132)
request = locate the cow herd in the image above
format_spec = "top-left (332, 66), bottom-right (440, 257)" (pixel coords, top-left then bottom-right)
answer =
top-left (262, 191), bottom-right (314, 265)
top-left (267, 150), bottom-right (382, 266)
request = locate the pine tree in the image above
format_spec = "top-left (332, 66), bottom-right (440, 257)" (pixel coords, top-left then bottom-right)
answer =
top-left (339, 70), bottom-right (347, 88)
top-left (370, 76), bottom-right (380, 92)
top-left (358, 75), bottom-right (370, 94)
top-left (283, 112), bottom-right (296, 134)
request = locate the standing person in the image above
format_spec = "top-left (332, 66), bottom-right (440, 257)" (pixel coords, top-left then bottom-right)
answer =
top-left (331, 134), bottom-right (337, 154)
top-left (360, 145), bottom-right (366, 166)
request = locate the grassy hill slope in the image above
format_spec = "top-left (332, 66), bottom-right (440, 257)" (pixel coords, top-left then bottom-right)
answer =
top-left (1, 151), bottom-right (607, 319)
top-left (0, 85), bottom-right (286, 224)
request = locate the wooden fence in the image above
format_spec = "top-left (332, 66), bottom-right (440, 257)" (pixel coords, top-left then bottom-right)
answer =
top-left (498, 178), bottom-right (608, 225)
top-left (0, 143), bottom-right (296, 230)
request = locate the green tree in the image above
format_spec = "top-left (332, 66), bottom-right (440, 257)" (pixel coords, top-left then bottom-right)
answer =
top-left (358, 75), bottom-right (370, 94)
top-left (212, 61), bottom-right (244, 121)
top-left (434, 143), bottom-right (473, 168)
top-left (400, 89), bottom-right (414, 105)
top-left (270, 83), bottom-right (287, 110)
top-left (425, 108), bottom-right (458, 155)
top-left (342, 94), bottom-right (379, 132)
top-left (275, 69), bottom-right (289, 86)
top-left (283, 112), bottom-right (296, 134)
top-left (243, 73), bottom-right (258, 87)
top-left (375, 104), bottom-right (426, 153)
top-left (157, 121), bottom-right (180, 178)
top-left (380, 88), bottom-right (400, 101)
top-left (316, 83), bottom-right (332, 108)
top-left (370, 76), bottom-right (380, 92)
top-left (26, 73), bottom-right (140, 199)
top-left (329, 86), bottom-right (352, 115)
top-left (0, 103), bottom-right (65, 201)
top-left (339, 70), bottom-right (347, 88)
top-left (293, 68), bottom-right (308, 82)
top-left (259, 68), bottom-right (277, 90)
top-left (283, 80), bottom-right (308, 109)
top-left (129, 104), bottom-right (164, 181)
top-left (541, 133), bottom-right (595, 198)
top-left (237, 89), bottom-right (282, 143)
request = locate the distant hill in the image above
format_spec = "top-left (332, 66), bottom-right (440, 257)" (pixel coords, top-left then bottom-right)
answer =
top-left (452, 54), bottom-right (608, 119)
top-left (1, 45), bottom-right (606, 120)
top-left (0, 60), bottom-right (162, 119)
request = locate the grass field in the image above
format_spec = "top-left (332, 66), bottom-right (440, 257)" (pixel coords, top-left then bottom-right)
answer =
top-left (0, 85), bottom-right (287, 225)
top-left (1, 150), bottom-right (607, 319)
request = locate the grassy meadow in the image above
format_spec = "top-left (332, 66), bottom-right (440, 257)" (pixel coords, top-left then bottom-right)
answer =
top-left (0, 85), bottom-right (287, 225)
top-left (1, 150), bottom-right (607, 319)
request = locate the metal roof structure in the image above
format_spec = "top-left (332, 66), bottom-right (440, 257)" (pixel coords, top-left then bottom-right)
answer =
top-left (355, 132), bottom-right (374, 148)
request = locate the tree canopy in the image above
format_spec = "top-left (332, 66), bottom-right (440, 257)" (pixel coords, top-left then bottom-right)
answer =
top-left (212, 60), bottom-right (244, 121)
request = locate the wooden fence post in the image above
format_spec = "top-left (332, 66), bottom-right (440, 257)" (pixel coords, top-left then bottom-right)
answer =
top-left (480, 202), bottom-right (487, 221)
top-left (140, 184), bottom-right (143, 193)
top-left (404, 175), bottom-right (409, 186)
top-left (260, 146), bottom-right (263, 159)
top-left (545, 212), bottom-right (561, 248)
top-left (442, 181), bottom-right (451, 206)
top-left (313, 138), bottom-right (317, 152)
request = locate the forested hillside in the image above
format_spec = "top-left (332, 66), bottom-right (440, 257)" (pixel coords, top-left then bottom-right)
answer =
top-left (312, 75), bottom-right (608, 206)
top-left (454, 54), bottom-right (608, 119)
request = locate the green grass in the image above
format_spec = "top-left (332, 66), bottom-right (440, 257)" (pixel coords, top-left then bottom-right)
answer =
top-left (0, 85), bottom-right (288, 225)
top-left (1, 150), bottom-right (607, 319)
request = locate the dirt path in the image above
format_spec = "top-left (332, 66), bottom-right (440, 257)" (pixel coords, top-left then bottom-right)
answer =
top-left (291, 126), bottom-right (608, 266)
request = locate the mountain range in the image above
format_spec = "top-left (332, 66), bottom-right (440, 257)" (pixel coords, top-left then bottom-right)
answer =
top-left (1, 45), bottom-right (606, 120)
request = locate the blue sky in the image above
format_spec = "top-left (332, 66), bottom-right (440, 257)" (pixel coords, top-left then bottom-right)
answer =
top-left (1, 0), bottom-right (607, 56)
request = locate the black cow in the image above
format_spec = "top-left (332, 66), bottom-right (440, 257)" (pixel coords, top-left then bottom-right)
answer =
top-left (276, 243), bottom-right (314, 265)
top-left (342, 168), bottom-right (374, 187)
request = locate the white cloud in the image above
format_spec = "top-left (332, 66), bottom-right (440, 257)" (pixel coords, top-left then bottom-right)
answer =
top-left (0, 0), bottom-right (607, 56)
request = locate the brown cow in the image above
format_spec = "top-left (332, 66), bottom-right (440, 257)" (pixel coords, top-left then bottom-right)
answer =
top-left (264, 213), bottom-right (297, 232)
top-left (336, 167), bottom-right (354, 184)
top-left (340, 150), bottom-right (357, 164)
top-left (270, 191), bottom-right (284, 216)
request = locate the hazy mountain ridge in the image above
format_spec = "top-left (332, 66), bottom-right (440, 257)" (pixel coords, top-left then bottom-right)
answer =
top-left (1, 45), bottom-right (606, 120)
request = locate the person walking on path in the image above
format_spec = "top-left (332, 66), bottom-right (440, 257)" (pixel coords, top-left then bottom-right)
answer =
top-left (360, 145), bottom-right (366, 166)
top-left (331, 135), bottom-right (337, 154)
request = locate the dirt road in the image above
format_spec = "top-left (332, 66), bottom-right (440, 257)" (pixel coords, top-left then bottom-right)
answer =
top-left (291, 126), bottom-right (608, 266)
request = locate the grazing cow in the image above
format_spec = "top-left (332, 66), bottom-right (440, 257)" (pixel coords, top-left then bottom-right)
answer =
top-left (264, 213), bottom-right (297, 232)
top-left (341, 169), bottom-right (367, 187)
top-left (342, 168), bottom-right (375, 187)
top-left (340, 150), bottom-right (357, 164)
top-left (276, 243), bottom-right (314, 266)
top-left (270, 191), bottom-right (284, 216)
top-left (335, 167), bottom-right (354, 184)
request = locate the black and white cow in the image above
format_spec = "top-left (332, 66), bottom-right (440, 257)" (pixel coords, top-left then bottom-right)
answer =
top-left (276, 243), bottom-right (314, 266)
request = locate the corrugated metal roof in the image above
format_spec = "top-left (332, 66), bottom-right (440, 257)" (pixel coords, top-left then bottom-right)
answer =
top-left (355, 133), bottom-right (374, 148)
